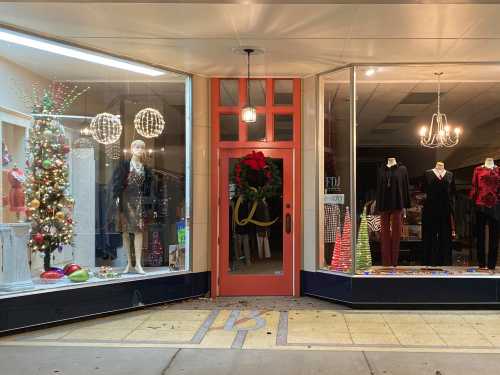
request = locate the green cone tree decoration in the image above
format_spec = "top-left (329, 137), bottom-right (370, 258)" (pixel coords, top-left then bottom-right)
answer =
top-left (355, 207), bottom-right (372, 271)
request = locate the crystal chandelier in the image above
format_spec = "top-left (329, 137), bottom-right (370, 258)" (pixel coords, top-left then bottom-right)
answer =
top-left (419, 72), bottom-right (461, 148)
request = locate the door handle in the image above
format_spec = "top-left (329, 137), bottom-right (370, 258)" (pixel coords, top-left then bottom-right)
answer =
top-left (285, 213), bottom-right (292, 234)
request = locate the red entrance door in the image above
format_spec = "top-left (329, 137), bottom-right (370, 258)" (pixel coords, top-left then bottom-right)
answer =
top-left (219, 148), bottom-right (293, 296)
top-left (211, 78), bottom-right (301, 296)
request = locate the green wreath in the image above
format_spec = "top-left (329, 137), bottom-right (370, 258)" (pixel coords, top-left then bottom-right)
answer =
top-left (231, 151), bottom-right (281, 201)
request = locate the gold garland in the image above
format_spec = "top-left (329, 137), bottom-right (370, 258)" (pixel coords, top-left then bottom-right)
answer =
top-left (233, 190), bottom-right (278, 227)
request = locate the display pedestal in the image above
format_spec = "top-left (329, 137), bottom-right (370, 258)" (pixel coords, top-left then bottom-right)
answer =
top-left (0, 223), bottom-right (34, 292)
top-left (71, 148), bottom-right (96, 268)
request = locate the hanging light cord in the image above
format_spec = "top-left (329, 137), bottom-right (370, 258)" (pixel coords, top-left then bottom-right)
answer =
top-left (246, 49), bottom-right (251, 107)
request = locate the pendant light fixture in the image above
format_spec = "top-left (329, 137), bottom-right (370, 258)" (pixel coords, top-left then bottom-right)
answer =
top-left (419, 72), bottom-right (461, 148)
top-left (241, 48), bottom-right (257, 123)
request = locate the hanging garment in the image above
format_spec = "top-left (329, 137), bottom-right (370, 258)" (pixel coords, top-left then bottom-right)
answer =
top-left (470, 165), bottom-right (500, 208)
top-left (380, 209), bottom-right (402, 266)
top-left (422, 169), bottom-right (455, 266)
top-left (476, 209), bottom-right (499, 269)
top-left (324, 203), bottom-right (340, 243)
top-left (376, 163), bottom-right (411, 212)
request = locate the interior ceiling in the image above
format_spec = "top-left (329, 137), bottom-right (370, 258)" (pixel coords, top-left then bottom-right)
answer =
top-left (325, 65), bottom-right (500, 148)
top-left (2, 3), bottom-right (500, 76)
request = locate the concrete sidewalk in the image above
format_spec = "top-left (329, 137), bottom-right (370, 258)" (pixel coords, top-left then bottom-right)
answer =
top-left (2, 297), bottom-right (500, 374)
top-left (1, 346), bottom-right (500, 375)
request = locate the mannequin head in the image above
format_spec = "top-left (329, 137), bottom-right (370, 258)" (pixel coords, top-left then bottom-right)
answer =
top-left (130, 140), bottom-right (145, 161)
top-left (435, 161), bottom-right (445, 171)
top-left (485, 158), bottom-right (495, 169)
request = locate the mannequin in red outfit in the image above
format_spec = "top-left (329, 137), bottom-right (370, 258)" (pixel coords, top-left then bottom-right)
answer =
top-left (6, 165), bottom-right (26, 221)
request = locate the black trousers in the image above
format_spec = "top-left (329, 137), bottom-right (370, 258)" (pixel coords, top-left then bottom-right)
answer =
top-left (476, 211), bottom-right (499, 269)
top-left (422, 212), bottom-right (452, 266)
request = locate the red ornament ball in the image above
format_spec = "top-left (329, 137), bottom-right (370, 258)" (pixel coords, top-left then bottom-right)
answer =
top-left (63, 263), bottom-right (81, 276)
top-left (63, 144), bottom-right (70, 154)
top-left (40, 270), bottom-right (64, 280)
top-left (34, 232), bottom-right (44, 244)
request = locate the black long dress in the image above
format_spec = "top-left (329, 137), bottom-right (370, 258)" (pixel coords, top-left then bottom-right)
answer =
top-left (422, 169), bottom-right (455, 266)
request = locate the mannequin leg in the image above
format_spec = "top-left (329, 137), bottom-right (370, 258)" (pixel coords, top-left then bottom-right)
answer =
top-left (476, 211), bottom-right (487, 268)
top-left (242, 234), bottom-right (251, 265)
top-left (380, 211), bottom-right (391, 266)
top-left (257, 234), bottom-right (264, 259)
top-left (134, 232), bottom-right (146, 274)
top-left (263, 233), bottom-right (271, 258)
top-left (390, 210), bottom-right (402, 267)
top-left (122, 232), bottom-right (132, 273)
top-left (487, 218), bottom-right (499, 270)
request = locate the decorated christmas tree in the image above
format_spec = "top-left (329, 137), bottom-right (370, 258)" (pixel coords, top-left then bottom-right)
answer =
top-left (355, 207), bottom-right (372, 272)
top-left (24, 83), bottom-right (88, 271)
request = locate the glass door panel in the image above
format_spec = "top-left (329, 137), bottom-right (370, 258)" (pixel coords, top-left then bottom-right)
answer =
top-left (228, 157), bottom-right (283, 275)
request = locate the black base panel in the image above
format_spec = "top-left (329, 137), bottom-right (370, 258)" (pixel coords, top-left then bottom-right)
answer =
top-left (301, 271), bottom-right (500, 309)
top-left (0, 272), bottom-right (210, 334)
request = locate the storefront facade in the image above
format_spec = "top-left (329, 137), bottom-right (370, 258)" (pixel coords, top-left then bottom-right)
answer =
top-left (302, 64), bottom-right (500, 307)
top-left (1, 24), bottom-right (500, 334)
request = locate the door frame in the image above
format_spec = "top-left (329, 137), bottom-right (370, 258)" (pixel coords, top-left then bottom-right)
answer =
top-left (210, 78), bottom-right (301, 296)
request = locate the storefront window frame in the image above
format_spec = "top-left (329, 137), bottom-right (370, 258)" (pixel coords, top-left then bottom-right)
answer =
top-left (0, 34), bottom-right (195, 298)
top-left (318, 62), bottom-right (500, 277)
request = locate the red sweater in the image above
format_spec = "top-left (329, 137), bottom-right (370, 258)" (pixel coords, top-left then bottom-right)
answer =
top-left (470, 165), bottom-right (500, 207)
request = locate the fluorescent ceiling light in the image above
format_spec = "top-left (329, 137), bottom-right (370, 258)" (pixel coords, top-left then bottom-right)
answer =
top-left (365, 68), bottom-right (376, 77)
top-left (0, 28), bottom-right (165, 77)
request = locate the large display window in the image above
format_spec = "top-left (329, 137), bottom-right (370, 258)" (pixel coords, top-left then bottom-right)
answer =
top-left (0, 28), bottom-right (191, 296)
top-left (320, 64), bottom-right (499, 278)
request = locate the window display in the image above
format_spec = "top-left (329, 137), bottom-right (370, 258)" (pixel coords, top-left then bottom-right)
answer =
top-left (0, 33), bottom-right (191, 295)
top-left (321, 64), bottom-right (500, 277)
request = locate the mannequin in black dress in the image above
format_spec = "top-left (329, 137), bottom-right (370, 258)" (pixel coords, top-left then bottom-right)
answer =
top-left (422, 161), bottom-right (456, 266)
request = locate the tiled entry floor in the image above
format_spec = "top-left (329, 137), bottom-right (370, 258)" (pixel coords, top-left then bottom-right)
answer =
top-left (3, 298), bottom-right (500, 353)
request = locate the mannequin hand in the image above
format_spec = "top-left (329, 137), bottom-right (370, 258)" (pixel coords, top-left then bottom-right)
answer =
top-left (115, 197), bottom-right (120, 207)
top-left (452, 231), bottom-right (456, 239)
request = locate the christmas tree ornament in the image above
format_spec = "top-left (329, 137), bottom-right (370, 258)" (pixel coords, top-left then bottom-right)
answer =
top-left (62, 144), bottom-right (70, 154)
top-left (68, 269), bottom-right (89, 282)
top-left (63, 263), bottom-right (81, 275)
top-left (34, 232), bottom-right (44, 244)
top-left (355, 207), bottom-right (372, 271)
top-left (40, 270), bottom-right (64, 280)
top-left (134, 108), bottom-right (165, 138)
top-left (43, 129), bottom-right (53, 138)
top-left (42, 159), bottom-right (52, 169)
top-left (90, 112), bottom-right (122, 145)
top-left (49, 267), bottom-right (65, 276)
top-left (55, 211), bottom-right (65, 221)
top-left (30, 199), bottom-right (40, 209)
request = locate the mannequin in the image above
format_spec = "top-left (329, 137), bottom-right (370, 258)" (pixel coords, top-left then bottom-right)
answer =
top-left (111, 140), bottom-right (154, 274)
top-left (376, 158), bottom-right (411, 266)
top-left (5, 163), bottom-right (26, 222)
top-left (470, 158), bottom-right (499, 270)
top-left (422, 161), bottom-right (455, 266)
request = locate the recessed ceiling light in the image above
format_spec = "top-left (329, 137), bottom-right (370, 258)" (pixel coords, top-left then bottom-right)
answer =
top-left (0, 28), bottom-right (165, 77)
top-left (365, 68), bottom-right (376, 77)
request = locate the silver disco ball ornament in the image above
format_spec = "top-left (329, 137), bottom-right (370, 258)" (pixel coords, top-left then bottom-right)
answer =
top-left (134, 108), bottom-right (165, 138)
top-left (90, 113), bottom-right (122, 145)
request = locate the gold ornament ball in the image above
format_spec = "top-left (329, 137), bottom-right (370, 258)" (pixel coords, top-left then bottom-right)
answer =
top-left (55, 211), bottom-right (65, 221)
top-left (30, 199), bottom-right (41, 209)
